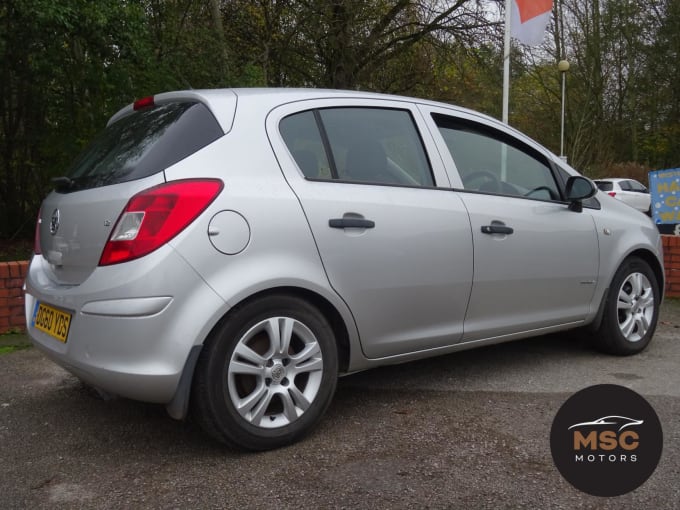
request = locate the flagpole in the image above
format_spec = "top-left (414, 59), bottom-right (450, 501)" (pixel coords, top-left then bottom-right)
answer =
top-left (502, 0), bottom-right (511, 124)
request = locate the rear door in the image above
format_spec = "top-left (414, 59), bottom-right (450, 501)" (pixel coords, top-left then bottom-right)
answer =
top-left (268, 99), bottom-right (473, 359)
top-left (423, 107), bottom-right (600, 341)
top-left (625, 180), bottom-right (651, 212)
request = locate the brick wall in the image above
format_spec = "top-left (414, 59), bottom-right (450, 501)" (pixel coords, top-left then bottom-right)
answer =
top-left (662, 235), bottom-right (680, 298)
top-left (0, 261), bottom-right (29, 333)
top-left (1, 237), bottom-right (679, 333)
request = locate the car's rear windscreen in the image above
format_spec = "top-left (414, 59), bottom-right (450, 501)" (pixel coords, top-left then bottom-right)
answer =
top-left (58, 101), bottom-right (223, 192)
top-left (594, 181), bottom-right (614, 191)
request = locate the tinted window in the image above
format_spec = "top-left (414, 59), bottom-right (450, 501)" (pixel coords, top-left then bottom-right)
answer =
top-left (595, 181), bottom-right (614, 191)
top-left (433, 114), bottom-right (560, 200)
top-left (61, 102), bottom-right (223, 192)
top-left (619, 181), bottom-right (632, 191)
top-left (279, 111), bottom-right (332, 179)
top-left (629, 180), bottom-right (648, 192)
top-left (280, 108), bottom-right (434, 187)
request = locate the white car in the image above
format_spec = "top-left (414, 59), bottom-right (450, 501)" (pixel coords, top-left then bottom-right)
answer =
top-left (595, 178), bottom-right (651, 214)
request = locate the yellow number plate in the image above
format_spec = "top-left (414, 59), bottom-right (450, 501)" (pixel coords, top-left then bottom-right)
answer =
top-left (32, 302), bottom-right (72, 343)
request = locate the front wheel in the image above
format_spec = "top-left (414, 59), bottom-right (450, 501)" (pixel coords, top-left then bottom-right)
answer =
top-left (593, 257), bottom-right (660, 355)
top-left (191, 295), bottom-right (338, 450)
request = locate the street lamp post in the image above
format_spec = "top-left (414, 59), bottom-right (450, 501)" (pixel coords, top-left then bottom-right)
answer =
top-left (558, 59), bottom-right (570, 163)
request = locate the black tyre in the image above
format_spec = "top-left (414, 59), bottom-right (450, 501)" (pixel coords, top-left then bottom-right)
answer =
top-left (191, 294), bottom-right (338, 450)
top-left (593, 257), bottom-right (660, 355)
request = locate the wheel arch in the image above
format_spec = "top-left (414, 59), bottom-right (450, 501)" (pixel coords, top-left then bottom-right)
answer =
top-left (222, 286), bottom-right (352, 373)
top-left (589, 248), bottom-right (664, 334)
top-left (166, 285), bottom-right (352, 421)
top-left (628, 248), bottom-right (665, 300)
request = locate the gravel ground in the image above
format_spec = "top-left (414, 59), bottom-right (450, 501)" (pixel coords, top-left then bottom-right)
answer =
top-left (1, 302), bottom-right (679, 509)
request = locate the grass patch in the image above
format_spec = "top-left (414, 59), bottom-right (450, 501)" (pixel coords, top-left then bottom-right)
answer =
top-left (0, 345), bottom-right (31, 355)
top-left (0, 332), bottom-right (32, 355)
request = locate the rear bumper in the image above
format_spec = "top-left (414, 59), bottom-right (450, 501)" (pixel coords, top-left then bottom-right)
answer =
top-left (25, 247), bottom-right (227, 403)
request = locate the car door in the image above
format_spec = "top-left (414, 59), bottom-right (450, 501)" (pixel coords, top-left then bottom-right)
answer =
top-left (422, 107), bottom-right (600, 341)
top-left (618, 180), bottom-right (638, 209)
top-left (267, 100), bottom-right (473, 358)
top-left (628, 180), bottom-right (651, 212)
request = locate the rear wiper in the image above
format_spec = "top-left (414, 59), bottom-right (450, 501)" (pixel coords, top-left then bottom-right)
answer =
top-left (51, 176), bottom-right (75, 190)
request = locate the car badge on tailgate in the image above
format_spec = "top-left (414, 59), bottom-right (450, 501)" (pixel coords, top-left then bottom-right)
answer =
top-left (50, 209), bottom-right (60, 235)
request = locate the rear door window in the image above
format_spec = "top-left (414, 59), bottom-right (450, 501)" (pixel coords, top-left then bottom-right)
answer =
top-left (280, 107), bottom-right (434, 187)
top-left (61, 101), bottom-right (223, 192)
top-left (630, 180), bottom-right (648, 192)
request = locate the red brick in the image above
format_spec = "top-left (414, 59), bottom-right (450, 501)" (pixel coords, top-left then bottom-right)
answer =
top-left (663, 236), bottom-right (680, 248)
top-left (0, 264), bottom-right (9, 279)
top-left (18, 260), bottom-right (29, 273)
top-left (8, 261), bottom-right (20, 278)
top-left (0, 288), bottom-right (9, 298)
top-left (9, 315), bottom-right (26, 328)
top-left (8, 288), bottom-right (23, 298)
top-left (8, 277), bottom-right (23, 286)
top-left (0, 308), bottom-right (9, 318)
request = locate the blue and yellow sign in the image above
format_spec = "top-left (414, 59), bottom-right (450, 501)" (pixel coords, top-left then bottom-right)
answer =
top-left (649, 169), bottom-right (680, 233)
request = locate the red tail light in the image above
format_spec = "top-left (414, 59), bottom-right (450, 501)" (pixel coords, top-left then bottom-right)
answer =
top-left (99, 179), bottom-right (223, 266)
top-left (33, 209), bottom-right (42, 255)
top-left (608, 192), bottom-right (617, 197)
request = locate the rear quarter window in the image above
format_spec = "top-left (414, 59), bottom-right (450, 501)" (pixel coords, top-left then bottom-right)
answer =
top-left (60, 101), bottom-right (223, 192)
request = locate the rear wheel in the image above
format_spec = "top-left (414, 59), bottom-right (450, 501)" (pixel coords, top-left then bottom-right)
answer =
top-left (192, 295), bottom-right (338, 450)
top-left (593, 257), bottom-right (659, 355)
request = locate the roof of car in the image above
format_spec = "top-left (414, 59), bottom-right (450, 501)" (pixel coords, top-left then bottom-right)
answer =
top-left (108, 87), bottom-right (579, 174)
top-left (111, 87), bottom-right (513, 138)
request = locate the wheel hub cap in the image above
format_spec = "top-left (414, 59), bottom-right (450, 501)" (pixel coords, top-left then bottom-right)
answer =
top-left (270, 363), bottom-right (286, 384)
top-left (616, 272), bottom-right (654, 343)
top-left (227, 316), bottom-right (324, 429)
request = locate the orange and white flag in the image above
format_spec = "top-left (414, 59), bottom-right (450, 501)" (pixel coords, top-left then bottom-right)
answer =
top-left (511, 0), bottom-right (553, 46)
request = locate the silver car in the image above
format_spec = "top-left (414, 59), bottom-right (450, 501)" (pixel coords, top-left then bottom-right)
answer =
top-left (26, 89), bottom-right (664, 450)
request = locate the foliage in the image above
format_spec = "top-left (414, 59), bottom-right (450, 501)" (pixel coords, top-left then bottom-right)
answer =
top-left (1, 0), bottom-right (680, 241)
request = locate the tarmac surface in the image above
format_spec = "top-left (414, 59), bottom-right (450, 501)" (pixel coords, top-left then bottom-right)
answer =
top-left (1, 302), bottom-right (679, 509)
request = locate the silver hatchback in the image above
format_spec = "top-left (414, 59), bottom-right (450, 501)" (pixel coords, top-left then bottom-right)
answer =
top-left (26, 89), bottom-right (664, 450)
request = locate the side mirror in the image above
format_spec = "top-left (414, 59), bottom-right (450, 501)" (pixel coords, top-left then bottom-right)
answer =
top-left (565, 176), bottom-right (597, 212)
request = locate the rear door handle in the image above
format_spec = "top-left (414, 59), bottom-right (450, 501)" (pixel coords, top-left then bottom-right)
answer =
top-left (329, 218), bottom-right (375, 229)
top-left (481, 224), bottom-right (514, 235)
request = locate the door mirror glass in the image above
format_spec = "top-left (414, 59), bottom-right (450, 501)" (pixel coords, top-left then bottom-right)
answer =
top-left (565, 176), bottom-right (597, 201)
